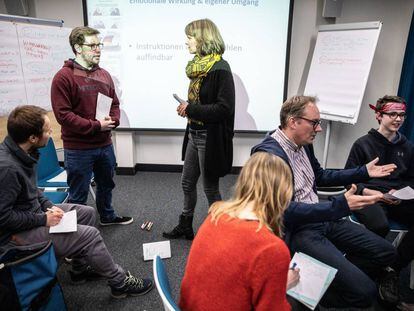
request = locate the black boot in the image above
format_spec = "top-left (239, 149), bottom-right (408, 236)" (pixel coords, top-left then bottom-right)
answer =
top-left (162, 214), bottom-right (194, 240)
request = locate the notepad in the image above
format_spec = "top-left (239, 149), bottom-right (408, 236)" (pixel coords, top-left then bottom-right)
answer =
top-left (287, 252), bottom-right (337, 310)
top-left (96, 92), bottom-right (113, 120)
top-left (383, 186), bottom-right (414, 201)
top-left (49, 210), bottom-right (77, 233)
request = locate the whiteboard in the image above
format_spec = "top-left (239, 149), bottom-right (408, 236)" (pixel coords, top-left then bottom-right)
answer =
top-left (304, 21), bottom-right (382, 124)
top-left (0, 21), bottom-right (25, 116)
top-left (0, 21), bottom-right (72, 117)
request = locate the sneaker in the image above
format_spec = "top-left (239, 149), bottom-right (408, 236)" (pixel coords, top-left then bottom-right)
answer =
top-left (69, 266), bottom-right (105, 284)
top-left (110, 271), bottom-right (153, 299)
top-left (100, 216), bottom-right (134, 226)
top-left (378, 268), bottom-right (400, 305)
top-left (397, 302), bottom-right (414, 311)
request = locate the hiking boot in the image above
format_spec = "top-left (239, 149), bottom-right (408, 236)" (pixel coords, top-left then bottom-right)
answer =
top-left (378, 268), bottom-right (400, 305)
top-left (69, 266), bottom-right (105, 284)
top-left (162, 214), bottom-right (194, 240)
top-left (100, 216), bottom-right (133, 226)
top-left (110, 271), bottom-right (153, 299)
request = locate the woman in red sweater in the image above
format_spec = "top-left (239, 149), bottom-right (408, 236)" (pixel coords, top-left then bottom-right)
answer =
top-left (179, 152), bottom-right (298, 310)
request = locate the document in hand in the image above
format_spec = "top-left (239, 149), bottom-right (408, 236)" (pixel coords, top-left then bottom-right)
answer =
top-left (49, 210), bottom-right (77, 233)
top-left (96, 92), bottom-right (113, 120)
top-left (383, 186), bottom-right (414, 201)
top-left (287, 252), bottom-right (337, 310)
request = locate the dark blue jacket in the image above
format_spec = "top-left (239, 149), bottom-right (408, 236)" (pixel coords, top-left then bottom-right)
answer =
top-left (251, 131), bottom-right (369, 243)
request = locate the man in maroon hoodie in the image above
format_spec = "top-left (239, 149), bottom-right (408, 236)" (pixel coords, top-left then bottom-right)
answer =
top-left (51, 26), bottom-right (132, 226)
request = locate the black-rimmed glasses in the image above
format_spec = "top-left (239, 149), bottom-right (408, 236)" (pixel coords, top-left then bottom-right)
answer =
top-left (297, 117), bottom-right (322, 129)
top-left (382, 112), bottom-right (406, 119)
top-left (82, 43), bottom-right (104, 51)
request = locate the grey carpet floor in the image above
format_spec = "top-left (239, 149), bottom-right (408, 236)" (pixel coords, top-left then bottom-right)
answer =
top-left (58, 172), bottom-right (414, 311)
top-left (58, 171), bottom-right (237, 311)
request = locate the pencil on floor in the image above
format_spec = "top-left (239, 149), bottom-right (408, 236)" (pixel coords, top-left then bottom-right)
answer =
top-left (141, 221), bottom-right (149, 230)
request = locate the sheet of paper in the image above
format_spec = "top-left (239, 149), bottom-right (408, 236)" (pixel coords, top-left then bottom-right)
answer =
top-left (384, 186), bottom-right (414, 200)
top-left (47, 170), bottom-right (67, 183)
top-left (287, 252), bottom-right (337, 310)
top-left (96, 92), bottom-right (113, 120)
top-left (49, 210), bottom-right (77, 233)
top-left (142, 240), bottom-right (171, 261)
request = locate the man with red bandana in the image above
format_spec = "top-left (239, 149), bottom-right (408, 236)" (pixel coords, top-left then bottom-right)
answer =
top-left (346, 95), bottom-right (414, 306)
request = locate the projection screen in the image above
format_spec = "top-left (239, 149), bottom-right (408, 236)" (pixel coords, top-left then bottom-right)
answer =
top-left (84, 0), bottom-right (292, 131)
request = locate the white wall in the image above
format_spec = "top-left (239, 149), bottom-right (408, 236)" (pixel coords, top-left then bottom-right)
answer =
top-left (22, 0), bottom-right (414, 169)
top-left (0, 1), bottom-right (7, 14)
top-left (33, 0), bottom-right (83, 28)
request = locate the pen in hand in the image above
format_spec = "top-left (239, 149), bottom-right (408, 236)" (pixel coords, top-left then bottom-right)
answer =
top-left (46, 207), bottom-right (63, 227)
top-left (287, 262), bottom-right (300, 290)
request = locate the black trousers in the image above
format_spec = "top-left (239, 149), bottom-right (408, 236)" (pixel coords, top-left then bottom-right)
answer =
top-left (290, 220), bottom-right (396, 308)
top-left (354, 200), bottom-right (414, 271)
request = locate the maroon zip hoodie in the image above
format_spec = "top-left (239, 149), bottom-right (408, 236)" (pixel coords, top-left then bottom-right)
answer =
top-left (51, 59), bottom-right (120, 149)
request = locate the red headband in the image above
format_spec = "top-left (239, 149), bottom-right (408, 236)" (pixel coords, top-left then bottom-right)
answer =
top-left (369, 102), bottom-right (406, 113)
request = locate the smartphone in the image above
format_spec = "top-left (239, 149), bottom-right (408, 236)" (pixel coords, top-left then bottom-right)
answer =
top-left (173, 93), bottom-right (186, 104)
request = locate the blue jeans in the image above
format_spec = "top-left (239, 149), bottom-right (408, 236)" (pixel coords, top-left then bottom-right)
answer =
top-left (181, 130), bottom-right (221, 216)
top-left (64, 144), bottom-right (116, 221)
top-left (290, 219), bottom-right (396, 308)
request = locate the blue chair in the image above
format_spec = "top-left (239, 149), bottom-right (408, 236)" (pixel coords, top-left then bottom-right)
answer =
top-left (153, 255), bottom-right (180, 311)
top-left (42, 191), bottom-right (69, 204)
top-left (37, 138), bottom-right (66, 188)
top-left (349, 214), bottom-right (414, 289)
top-left (37, 138), bottom-right (96, 201)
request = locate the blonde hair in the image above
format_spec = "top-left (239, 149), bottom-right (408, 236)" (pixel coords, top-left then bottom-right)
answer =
top-left (185, 19), bottom-right (225, 56)
top-left (209, 152), bottom-right (293, 237)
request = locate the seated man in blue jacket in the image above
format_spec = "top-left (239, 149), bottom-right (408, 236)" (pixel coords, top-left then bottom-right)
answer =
top-left (0, 105), bottom-right (153, 299)
top-left (251, 95), bottom-right (397, 309)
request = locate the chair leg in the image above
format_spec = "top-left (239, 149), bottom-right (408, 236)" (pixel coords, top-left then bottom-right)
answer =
top-left (392, 232), bottom-right (406, 247)
top-left (89, 184), bottom-right (96, 201)
top-left (410, 260), bottom-right (414, 290)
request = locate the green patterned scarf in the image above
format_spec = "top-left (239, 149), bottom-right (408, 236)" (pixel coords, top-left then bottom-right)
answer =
top-left (185, 54), bottom-right (221, 125)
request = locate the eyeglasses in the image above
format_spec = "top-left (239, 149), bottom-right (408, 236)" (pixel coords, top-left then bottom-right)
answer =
top-left (82, 43), bottom-right (104, 51)
top-left (382, 112), bottom-right (406, 119)
top-left (297, 117), bottom-right (322, 129)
